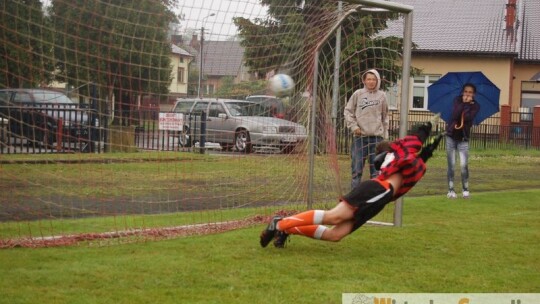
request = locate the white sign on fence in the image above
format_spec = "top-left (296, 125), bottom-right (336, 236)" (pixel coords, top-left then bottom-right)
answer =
top-left (158, 113), bottom-right (183, 131)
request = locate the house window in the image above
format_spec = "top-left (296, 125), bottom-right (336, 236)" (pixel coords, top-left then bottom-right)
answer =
top-left (180, 57), bottom-right (184, 63)
top-left (521, 81), bottom-right (540, 108)
top-left (177, 67), bottom-right (185, 83)
top-left (412, 75), bottom-right (440, 110)
top-left (205, 84), bottom-right (215, 95)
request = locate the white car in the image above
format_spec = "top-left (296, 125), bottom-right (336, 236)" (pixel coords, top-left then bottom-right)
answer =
top-left (171, 98), bottom-right (307, 153)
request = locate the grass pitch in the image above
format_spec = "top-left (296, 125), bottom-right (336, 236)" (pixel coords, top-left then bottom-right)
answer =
top-left (0, 189), bottom-right (538, 304)
top-left (0, 149), bottom-right (539, 303)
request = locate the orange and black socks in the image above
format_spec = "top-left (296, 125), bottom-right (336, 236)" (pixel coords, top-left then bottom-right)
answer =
top-left (276, 210), bottom-right (324, 231)
top-left (284, 225), bottom-right (328, 239)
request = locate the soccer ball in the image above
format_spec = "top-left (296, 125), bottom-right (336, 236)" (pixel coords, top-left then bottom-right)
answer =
top-left (269, 74), bottom-right (295, 97)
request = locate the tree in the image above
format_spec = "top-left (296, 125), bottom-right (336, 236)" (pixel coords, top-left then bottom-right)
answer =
top-left (234, 1), bottom-right (411, 94)
top-left (0, 0), bottom-right (54, 88)
top-left (187, 68), bottom-right (200, 97)
top-left (50, 0), bottom-right (177, 124)
top-left (214, 77), bottom-right (267, 99)
top-left (234, 0), bottom-right (311, 78)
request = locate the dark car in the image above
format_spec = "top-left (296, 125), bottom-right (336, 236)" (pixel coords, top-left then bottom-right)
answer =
top-left (0, 89), bottom-right (99, 151)
top-left (245, 95), bottom-right (287, 119)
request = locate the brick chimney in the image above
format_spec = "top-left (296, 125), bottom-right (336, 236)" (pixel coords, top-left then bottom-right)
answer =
top-left (171, 35), bottom-right (183, 46)
top-left (190, 34), bottom-right (200, 50)
top-left (505, 0), bottom-right (517, 30)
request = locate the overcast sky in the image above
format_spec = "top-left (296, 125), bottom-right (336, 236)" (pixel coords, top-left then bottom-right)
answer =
top-left (40, 0), bottom-right (268, 41)
top-left (177, 0), bottom-right (268, 40)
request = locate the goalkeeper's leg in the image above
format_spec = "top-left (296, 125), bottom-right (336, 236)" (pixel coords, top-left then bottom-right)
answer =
top-left (282, 221), bottom-right (355, 242)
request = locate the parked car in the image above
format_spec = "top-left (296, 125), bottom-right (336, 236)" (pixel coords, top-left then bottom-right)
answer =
top-left (245, 95), bottom-right (287, 119)
top-left (0, 89), bottom-right (99, 151)
top-left (171, 98), bottom-right (307, 153)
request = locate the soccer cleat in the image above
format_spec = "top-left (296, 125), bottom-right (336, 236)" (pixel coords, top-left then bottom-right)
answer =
top-left (447, 190), bottom-right (457, 199)
top-left (462, 190), bottom-right (470, 199)
top-left (259, 216), bottom-right (282, 248)
top-left (273, 231), bottom-right (290, 248)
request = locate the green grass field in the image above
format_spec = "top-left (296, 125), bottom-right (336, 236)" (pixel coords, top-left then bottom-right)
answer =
top-left (0, 190), bottom-right (538, 303)
top-left (0, 149), bottom-right (539, 303)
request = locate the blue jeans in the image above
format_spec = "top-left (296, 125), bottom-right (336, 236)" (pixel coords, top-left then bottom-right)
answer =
top-left (351, 136), bottom-right (382, 189)
top-left (445, 136), bottom-right (470, 192)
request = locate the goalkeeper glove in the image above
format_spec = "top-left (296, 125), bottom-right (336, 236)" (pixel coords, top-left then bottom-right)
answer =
top-left (374, 151), bottom-right (388, 171)
top-left (419, 133), bottom-right (444, 162)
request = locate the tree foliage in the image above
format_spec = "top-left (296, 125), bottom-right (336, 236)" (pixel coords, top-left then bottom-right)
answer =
top-left (234, 1), bottom-right (413, 95)
top-left (214, 77), bottom-right (267, 99)
top-left (50, 0), bottom-right (177, 100)
top-left (0, 0), bottom-right (54, 88)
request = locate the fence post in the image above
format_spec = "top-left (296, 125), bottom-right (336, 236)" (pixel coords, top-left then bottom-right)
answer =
top-left (500, 105), bottom-right (511, 143)
top-left (200, 111), bottom-right (206, 154)
top-left (56, 118), bottom-right (63, 151)
top-left (532, 106), bottom-right (540, 148)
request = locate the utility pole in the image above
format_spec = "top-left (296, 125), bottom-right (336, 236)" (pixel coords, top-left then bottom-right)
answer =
top-left (197, 13), bottom-right (215, 98)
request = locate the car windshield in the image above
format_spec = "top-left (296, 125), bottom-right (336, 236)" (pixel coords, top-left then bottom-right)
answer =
top-left (225, 102), bottom-right (270, 117)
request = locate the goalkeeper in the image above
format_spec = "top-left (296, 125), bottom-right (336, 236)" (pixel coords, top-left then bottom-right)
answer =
top-left (260, 116), bottom-right (444, 248)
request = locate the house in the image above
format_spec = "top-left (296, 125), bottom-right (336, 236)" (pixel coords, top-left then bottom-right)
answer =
top-left (128, 43), bottom-right (192, 112)
top-left (384, 0), bottom-right (540, 123)
top-left (189, 35), bottom-right (252, 96)
top-left (168, 44), bottom-right (194, 100)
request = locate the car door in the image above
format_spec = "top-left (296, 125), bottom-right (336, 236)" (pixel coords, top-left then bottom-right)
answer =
top-left (206, 101), bottom-right (231, 144)
top-left (0, 90), bottom-right (12, 123)
top-left (0, 91), bottom-right (19, 137)
top-left (12, 91), bottom-right (37, 138)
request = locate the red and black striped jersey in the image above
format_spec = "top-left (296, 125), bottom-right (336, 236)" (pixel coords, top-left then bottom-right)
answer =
top-left (376, 135), bottom-right (426, 199)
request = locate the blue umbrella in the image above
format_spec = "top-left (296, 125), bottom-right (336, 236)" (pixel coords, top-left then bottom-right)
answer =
top-left (427, 71), bottom-right (500, 125)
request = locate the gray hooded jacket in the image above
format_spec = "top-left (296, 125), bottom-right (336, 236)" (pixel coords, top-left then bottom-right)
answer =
top-left (343, 69), bottom-right (389, 138)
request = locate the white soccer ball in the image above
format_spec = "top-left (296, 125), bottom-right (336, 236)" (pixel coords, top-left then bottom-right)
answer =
top-left (269, 74), bottom-right (295, 97)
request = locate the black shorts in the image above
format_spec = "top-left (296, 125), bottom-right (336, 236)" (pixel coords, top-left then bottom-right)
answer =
top-left (342, 179), bottom-right (394, 232)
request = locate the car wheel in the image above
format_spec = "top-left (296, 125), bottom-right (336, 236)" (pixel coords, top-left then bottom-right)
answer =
top-left (178, 126), bottom-right (191, 147)
top-left (234, 129), bottom-right (252, 153)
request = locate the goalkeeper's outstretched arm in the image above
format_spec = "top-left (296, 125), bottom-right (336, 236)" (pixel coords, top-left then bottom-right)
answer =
top-left (419, 133), bottom-right (444, 162)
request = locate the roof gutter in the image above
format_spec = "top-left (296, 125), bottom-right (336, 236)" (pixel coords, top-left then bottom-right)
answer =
top-left (412, 49), bottom-right (518, 58)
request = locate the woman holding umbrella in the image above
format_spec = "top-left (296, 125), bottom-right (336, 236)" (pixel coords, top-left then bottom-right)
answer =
top-left (445, 83), bottom-right (480, 199)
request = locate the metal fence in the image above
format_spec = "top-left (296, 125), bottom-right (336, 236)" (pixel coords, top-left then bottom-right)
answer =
top-left (336, 110), bottom-right (538, 154)
top-left (1, 107), bottom-right (538, 154)
top-left (0, 105), bottom-right (103, 154)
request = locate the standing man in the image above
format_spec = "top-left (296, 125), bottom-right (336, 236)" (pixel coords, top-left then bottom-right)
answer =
top-left (344, 69), bottom-right (389, 189)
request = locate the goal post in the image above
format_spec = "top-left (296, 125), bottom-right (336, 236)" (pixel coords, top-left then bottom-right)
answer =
top-left (307, 0), bottom-right (414, 226)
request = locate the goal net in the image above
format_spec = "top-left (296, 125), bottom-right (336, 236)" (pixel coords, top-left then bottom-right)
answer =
top-left (0, 0), bottom-right (411, 247)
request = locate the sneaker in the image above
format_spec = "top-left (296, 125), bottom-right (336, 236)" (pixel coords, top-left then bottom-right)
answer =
top-left (463, 190), bottom-right (470, 199)
top-left (447, 190), bottom-right (457, 199)
top-left (259, 216), bottom-right (282, 248)
top-left (273, 231), bottom-right (290, 248)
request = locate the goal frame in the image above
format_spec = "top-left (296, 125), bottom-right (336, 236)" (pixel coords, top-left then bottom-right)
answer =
top-left (307, 0), bottom-right (414, 227)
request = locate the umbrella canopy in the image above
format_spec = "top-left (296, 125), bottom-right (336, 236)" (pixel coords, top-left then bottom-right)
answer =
top-left (427, 71), bottom-right (500, 125)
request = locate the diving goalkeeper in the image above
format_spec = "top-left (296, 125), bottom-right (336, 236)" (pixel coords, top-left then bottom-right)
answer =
top-left (260, 116), bottom-right (444, 248)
